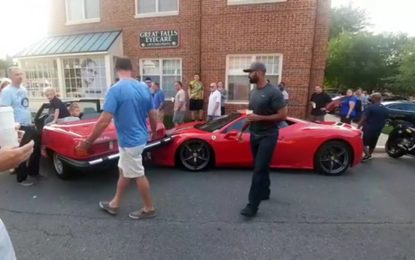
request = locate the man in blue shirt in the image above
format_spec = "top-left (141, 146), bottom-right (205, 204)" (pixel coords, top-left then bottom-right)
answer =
top-left (151, 82), bottom-right (165, 123)
top-left (358, 93), bottom-right (389, 161)
top-left (76, 58), bottom-right (158, 220)
top-left (0, 67), bottom-right (41, 186)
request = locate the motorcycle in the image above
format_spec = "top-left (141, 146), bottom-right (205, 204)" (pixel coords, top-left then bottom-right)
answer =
top-left (385, 120), bottom-right (415, 158)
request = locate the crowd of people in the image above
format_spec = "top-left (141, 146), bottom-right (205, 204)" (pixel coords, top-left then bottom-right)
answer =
top-left (0, 59), bottom-right (393, 257)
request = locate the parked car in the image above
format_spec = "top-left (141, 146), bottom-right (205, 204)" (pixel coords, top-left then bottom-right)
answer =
top-left (326, 95), bottom-right (345, 114)
top-left (382, 95), bottom-right (409, 102)
top-left (150, 112), bottom-right (363, 176)
top-left (36, 99), bottom-right (170, 179)
top-left (383, 101), bottom-right (415, 125)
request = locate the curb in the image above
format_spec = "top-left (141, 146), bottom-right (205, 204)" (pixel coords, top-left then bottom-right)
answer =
top-left (373, 146), bottom-right (385, 153)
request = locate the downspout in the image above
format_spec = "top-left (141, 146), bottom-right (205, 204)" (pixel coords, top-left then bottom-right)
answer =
top-left (306, 0), bottom-right (321, 118)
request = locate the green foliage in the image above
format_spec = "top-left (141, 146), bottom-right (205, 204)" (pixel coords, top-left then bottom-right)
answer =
top-left (326, 32), bottom-right (409, 92)
top-left (330, 6), bottom-right (368, 39)
top-left (387, 41), bottom-right (415, 95)
top-left (325, 5), bottom-right (414, 95)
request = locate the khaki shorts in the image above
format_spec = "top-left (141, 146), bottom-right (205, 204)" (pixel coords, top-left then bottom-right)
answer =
top-left (118, 145), bottom-right (145, 178)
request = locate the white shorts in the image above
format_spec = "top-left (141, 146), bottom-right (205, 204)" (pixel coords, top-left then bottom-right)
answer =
top-left (118, 145), bottom-right (145, 178)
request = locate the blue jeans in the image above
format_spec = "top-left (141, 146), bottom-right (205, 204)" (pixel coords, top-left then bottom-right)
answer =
top-left (248, 133), bottom-right (278, 209)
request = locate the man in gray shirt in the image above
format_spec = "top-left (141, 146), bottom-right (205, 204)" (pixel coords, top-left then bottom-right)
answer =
top-left (239, 62), bottom-right (287, 217)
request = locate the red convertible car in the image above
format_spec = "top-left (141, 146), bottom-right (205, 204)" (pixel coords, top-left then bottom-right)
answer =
top-left (151, 112), bottom-right (363, 176)
top-left (36, 99), bottom-right (170, 179)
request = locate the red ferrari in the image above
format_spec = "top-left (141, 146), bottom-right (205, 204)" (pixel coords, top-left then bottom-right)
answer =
top-left (36, 99), bottom-right (170, 179)
top-left (151, 112), bottom-right (363, 176)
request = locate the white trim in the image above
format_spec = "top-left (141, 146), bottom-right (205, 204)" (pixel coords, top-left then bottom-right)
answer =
top-left (135, 11), bottom-right (179, 18)
top-left (227, 0), bottom-right (286, 5)
top-left (65, 18), bottom-right (101, 26)
top-left (56, 58), bottom-right (66, 98)
top-left (135, 0), bottom-right (179, 18)
top-left (104, 54), bottom-right (113, 89)
top-left (65, 0), bottom-right (100, 25)
top-left (17, 52), bottom-right (107, 60)
top-left (225, 53), bottom-right (283, 102)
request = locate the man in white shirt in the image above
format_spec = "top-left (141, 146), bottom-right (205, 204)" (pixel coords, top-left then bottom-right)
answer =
top-left (207, 83), bottom-right (221, 121)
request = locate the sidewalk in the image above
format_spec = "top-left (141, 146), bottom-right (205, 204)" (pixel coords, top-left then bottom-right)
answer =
top-left (325, 114), bottom-right (387, 153)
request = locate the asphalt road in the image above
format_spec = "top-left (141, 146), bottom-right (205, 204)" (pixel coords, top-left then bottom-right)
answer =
top-left (1, 156), bottom-right (415, 260)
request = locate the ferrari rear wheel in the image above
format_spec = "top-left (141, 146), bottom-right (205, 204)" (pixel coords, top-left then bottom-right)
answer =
top-left (52, 153), bottom-right (72, 179)
top-left (315, 141), bottom-right (351, 176)
top-left (178, 140), bottom-right (211, 171)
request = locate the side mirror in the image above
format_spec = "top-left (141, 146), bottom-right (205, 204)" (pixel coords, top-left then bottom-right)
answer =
top-left (224, 130), bottom-right (239, 139)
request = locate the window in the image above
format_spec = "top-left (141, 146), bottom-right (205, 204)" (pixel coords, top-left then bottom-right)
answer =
top-left (225, 118), bottom-right (248, 133)
top-left (226, 54), bottom-right (282, 102)
top-left (140, 58), bottom-right (182, 98)
top-left (66, 0), bottom-right (100, 24)
top-left (136, 0), bottom-right (179, 17)
top-left (63, 56), bottom-right (107, 98)
top-left (21, 59), bottom-right (59, 98)
top-left (228, 0), bottom-right (286, 5)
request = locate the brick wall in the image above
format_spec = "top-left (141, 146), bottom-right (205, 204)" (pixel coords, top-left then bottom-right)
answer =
top-left (49, 0), bottom-right (330, 119)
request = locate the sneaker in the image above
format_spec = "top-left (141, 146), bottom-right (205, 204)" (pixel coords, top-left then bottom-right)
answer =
top-left (362, 155), bottom-right (372, 162)
top-left (99, 201), bottom-right (118, 215)
top-left (129, 208), bottom-right (157, 220)
top-left (240, 204), bottom-right (258, 218)
top-left (19, 180), bottom-right (34, 187)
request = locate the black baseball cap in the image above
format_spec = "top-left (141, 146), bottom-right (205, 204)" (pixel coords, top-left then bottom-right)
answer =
top-left (243, 62), bottom-right (267, 73)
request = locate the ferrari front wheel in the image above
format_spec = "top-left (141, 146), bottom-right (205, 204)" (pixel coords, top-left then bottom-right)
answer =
top-left (315, 141), bottom-right (351, 176)
top-left (52, 153), bottom-right (72, 179)
top-left (178, 140), bottom-right (212, 171)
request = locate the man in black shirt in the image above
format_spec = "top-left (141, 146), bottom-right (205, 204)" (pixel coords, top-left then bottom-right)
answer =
top-left (44, 87), bottom-right (70, 124)
top-left (238, 62), bottom-right (287, 217)
top-left (310, 86), bottom-right (332, 122)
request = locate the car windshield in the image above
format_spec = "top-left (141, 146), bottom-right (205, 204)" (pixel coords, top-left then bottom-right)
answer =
top-left (195, 113), bottom-right (242, 132)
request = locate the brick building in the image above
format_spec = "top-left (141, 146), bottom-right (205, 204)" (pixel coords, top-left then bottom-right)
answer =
top-left (16, 0), bottom-right (330, 118)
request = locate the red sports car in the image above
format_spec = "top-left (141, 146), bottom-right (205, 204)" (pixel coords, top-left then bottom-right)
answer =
top-left (151, 112), bottom-right (363, 176)
top-left (36, 99), bottom-right (170, 179)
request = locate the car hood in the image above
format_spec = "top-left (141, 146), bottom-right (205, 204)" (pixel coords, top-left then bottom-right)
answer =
top-left (308, 121), bottom-right (361, 134)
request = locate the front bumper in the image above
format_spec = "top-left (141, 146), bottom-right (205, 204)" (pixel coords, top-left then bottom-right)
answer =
top-left (58, 136), bottom-right (173, 168)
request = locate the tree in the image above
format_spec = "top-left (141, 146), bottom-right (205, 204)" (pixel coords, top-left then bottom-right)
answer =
top-left (325, 32), bottom-right (409, 92)
top-left (330, 6), bottom-right (368, 39)
top-left (388, 41), bottom-right (415, 95)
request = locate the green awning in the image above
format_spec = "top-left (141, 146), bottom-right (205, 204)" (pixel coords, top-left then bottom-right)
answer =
top-left (15, 31), bottom-right (121, 58)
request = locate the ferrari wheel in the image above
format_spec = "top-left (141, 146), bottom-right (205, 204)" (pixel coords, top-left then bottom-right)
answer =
top-left (52, 153), bottom-right (72, 179)
top-left (179, 140), bottom-right (211, 171)
top-left (315, 141), bottom-right (351, 176)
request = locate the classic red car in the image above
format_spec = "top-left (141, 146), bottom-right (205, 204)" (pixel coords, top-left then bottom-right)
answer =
top-left (36, 99), bottom-right (170, 179)
top-left (150, 112), bottom-right (363, 176)
top-left (326, 95), bottom-right (345, 114)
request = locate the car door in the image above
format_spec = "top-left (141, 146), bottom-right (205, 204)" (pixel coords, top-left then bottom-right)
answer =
top-left (387, 103), bottom-right (406, 121)
top-left (401, 103), bottom-right (415, 124)
top-left (214, 118), bottom-right (252, 167)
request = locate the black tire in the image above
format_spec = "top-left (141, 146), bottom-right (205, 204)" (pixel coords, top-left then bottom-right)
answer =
top-left (385, 139), bottom-right (406, 158)
top-left (52, 153), bottom-right (72, 179)
top-left (314, 141), bottom-right (352, 176)
top-left (178, 140), bottom-right (212, 171)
